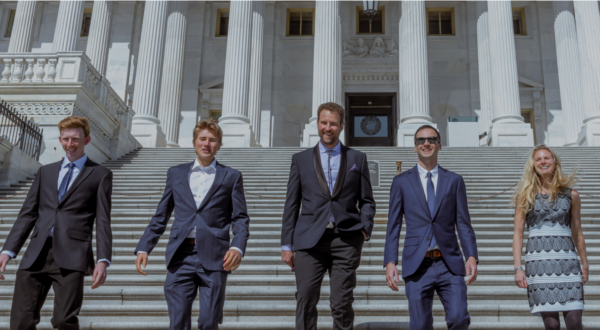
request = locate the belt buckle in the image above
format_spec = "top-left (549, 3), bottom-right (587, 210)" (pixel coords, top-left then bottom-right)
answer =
top-left (326, 222), bottom-right (335, 229)
top-left (431, 250), bottom-right (441, 259)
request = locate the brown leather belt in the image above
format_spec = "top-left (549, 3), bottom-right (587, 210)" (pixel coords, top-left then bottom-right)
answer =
top-left (183, 238), bottom-right (196, 245)
top-left (424, 250), bottom-right (442, 259)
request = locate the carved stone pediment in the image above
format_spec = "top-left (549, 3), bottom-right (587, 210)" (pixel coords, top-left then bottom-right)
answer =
top-left (343, 37), bottom-right (399, 59)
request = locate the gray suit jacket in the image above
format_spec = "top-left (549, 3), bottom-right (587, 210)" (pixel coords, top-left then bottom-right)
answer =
top-left (1, 159), bottom-right (113, 275)
top-left (134, 161), bottom-right (250, 271)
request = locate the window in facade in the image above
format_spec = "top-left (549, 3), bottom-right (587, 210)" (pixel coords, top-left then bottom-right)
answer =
top-left (513, 8), bottom-right (527, 35)
top-left (286, 8), bottom-right (315, 36)
top-left (216, 9), bottom-right (229, 37)
top-left (426, 8), bottom-right (455, 36)
top-left (356, 6), bottom-right (385, 34)
top-left (209, 110), bottom-right (222, 121)
top-left (4, 9), bottom-right (16, 38)
top-left (80, 9), bottom-right (92, 37)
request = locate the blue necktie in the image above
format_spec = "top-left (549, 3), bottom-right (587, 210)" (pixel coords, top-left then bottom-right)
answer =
top-left (427, 172), bottom-right (437, 248)
top-left (326, 150), bottom-right (333, 193)
top-left (58, 163), bottom-right (75, 203)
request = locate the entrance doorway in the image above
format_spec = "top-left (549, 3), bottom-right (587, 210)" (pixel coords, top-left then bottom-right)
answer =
top-left (345, 93), bottom-right (397, 146)
top-left (521, 108), bottom-right (536, 144)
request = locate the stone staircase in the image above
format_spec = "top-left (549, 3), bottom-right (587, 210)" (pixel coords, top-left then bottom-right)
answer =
top-left (0, 147), bottom-right (599, 329)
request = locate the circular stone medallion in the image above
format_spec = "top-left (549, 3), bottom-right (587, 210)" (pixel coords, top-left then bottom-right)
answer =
top-left (360, 116), bottom-right (382, 136)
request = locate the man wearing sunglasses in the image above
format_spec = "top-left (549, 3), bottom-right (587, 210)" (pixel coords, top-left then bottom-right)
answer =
top-left (383, 125), bottom-right (478, 330)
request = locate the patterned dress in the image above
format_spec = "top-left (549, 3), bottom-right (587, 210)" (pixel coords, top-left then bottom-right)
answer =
top-left (525, 189), bottom-right (584, 315)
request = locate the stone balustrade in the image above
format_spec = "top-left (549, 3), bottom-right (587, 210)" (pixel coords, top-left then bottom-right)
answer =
top-left (0, 52), bottom-right (139, 164)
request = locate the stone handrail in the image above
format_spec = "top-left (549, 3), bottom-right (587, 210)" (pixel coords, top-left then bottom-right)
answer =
top-left (0, 52), bottom-right (134, 130)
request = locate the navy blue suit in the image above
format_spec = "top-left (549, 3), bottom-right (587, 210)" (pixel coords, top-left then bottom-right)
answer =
top-left (384, 165), bottom-right (478, 330)
top-left (135, 161), bottom-right (249, 330)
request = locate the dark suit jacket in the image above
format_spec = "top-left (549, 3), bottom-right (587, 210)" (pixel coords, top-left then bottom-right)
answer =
top-left (134, 161), bottom-right (250, 272)
top-left (281, 143), bottom-right (376, 251)
top-left (1, 158), bottom-right (113, 275)
top-left (384, 165), bottom-right (478, 278)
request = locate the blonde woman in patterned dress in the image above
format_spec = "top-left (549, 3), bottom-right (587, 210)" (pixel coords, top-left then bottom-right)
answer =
top-left (512, 145), bottom-right (589, 330)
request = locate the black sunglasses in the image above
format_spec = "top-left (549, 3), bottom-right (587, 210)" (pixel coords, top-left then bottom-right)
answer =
top-left (415, 136), bottom-right (440, 145)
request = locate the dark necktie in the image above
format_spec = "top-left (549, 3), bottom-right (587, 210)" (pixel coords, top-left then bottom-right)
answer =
top-left (427, 171), bottom-right (437, 248)
top-left (326, 150), bottom-right (333, 193)
top-left (58, 163), bottom-right (75, 203)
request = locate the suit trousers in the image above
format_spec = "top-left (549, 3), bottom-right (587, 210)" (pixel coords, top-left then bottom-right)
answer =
top-left (164, 243), bottom-right (228, 330)
top-left (10, 238), bottom-right (85, 330)
top-left (404, 257), bottom-right (470, 330)
top-left (294, 228), bottom-right (365, 330)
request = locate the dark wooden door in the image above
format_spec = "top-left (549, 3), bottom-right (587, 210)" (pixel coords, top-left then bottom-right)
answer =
top-left (345, 93), bottom-right (397, 146)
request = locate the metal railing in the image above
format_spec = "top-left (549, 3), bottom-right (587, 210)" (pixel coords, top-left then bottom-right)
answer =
top-left (0, 100), bottom-right (43, 161)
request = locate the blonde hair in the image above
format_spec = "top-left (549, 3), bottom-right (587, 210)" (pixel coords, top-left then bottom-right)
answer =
top-left (192, 119), bottom-right (223, 145)
top-left (511, 145), bottom-right (578, 213)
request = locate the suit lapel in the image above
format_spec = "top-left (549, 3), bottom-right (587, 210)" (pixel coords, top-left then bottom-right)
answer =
top-left (58, 159), bottom-right (95, 207)
top-left (180, 162), bottom-right (197, 208)
top-left (331, 144), bottom-right (347, 199)
top-left (312, 144), bottom-right (331, 197)
top-left (431, 166), bottom-right (450, 219)
top-left (50, 161), bottom-right (62, 206)
top-left (407, 166), bottom-right (431, 219)
top-left (197, 162), bottom-right (227, 212)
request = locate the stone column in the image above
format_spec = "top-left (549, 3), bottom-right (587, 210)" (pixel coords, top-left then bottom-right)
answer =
top-left (85, 0), bottom-right (113, 76)
top-left (476, 2), bottom-right (493, 146)
top-left (397, 0), bottom-right (435, 146)
top-left (52, 0), bottom-right (84, 52)
top-left (158, 1), bottom-right (188, 148)
top-left (574, 1), bottom-right (600, 146)
top-left (7, 0), bottom-right (37, 53)
top-left (302, 1), bottom-right (343, 147)
top-left (131, 1), bottom-right (169, 147)
top-left (487, 1), bottom-right (533, 146)
top-left (220, 0), bottom-right (254, 147)
top-left (553, 2), bottom-right (584, 146)
top-left (248, 1), bottom-right (265, 147)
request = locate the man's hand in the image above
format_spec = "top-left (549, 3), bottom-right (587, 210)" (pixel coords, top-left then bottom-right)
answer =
top-left (223, 249), bottom-right (242, 271)
top-left (135, 252), bottom-right (148, 276)
top-left (282, 251), bottom-right (295, 270)
top-left (361, 230), bottom-right (368, 240)
top-left (91, 261), bottom-right (108, 289)
top-left (465, 256), bottom-right (478, 285)
top-left (385, 262), bottom-right (400, 291)
top-left (0, 254), bottom-right (11, 280)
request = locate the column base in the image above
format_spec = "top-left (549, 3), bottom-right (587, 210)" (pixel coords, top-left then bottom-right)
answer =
top-left (577, 122), bottom-right (600, 146)
top-left (131, 121), bottom-right (167, 148)
top-left (220, 121), bottom-right (255, 148)
top-left (488, 122), bottom-right (534, 147)
top-left (166, 141), bottom-right (180, 148)
top-left (396, 123), bottom-right (438, 147)
top-left (302, 121), bottom-right (320, 147)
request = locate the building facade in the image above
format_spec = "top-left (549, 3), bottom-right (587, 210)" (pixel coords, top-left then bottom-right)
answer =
top-left (1, 0), bottom-right (600, 159)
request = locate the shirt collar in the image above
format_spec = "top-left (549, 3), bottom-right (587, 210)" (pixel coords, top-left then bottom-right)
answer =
top-left (319, 140), bottom-right (341, 154)
top-left (62, 154), bottom-right (87, 170)
top-left (417, 163), bottom-right (439, 178)
top-left (191, 158), bottom-right (217, 172)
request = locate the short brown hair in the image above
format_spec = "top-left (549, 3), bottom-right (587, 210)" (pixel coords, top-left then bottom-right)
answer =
top-left (192, 119), bottom-right (223, 145)
top-left (58, 116), bottom-right (90, 138)
top-left (414, 125), bottom-right (441, 145)
top-left (317, 102), bottom-right (344, 124)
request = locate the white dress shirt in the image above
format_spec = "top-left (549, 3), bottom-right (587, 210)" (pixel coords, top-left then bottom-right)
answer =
top-left (138, 158), bottom-right (243, 256)
top-left (281, 141), bottom-right (341, 252)
top-left (417, 163), bottom-right (439, 251)
top-left (2, 155), bottom-right (110, 266)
